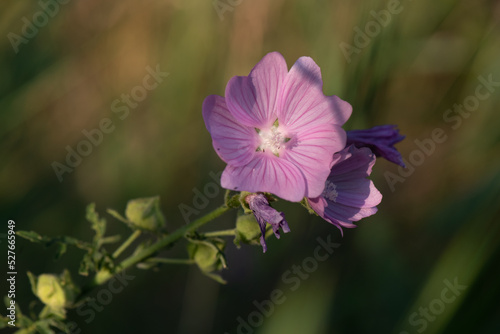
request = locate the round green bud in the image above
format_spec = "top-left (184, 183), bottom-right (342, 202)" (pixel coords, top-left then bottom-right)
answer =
top-left (36, 274), bottom-right (66, 310)
top-left (188, 240), bottom-right (225, 273)
top-left (235, 213), bottom-right (261, 245)
top-left (125, 196), bottom-right (166, 231)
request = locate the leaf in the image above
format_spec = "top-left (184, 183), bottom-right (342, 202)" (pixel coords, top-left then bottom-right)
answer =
top-left (34, 321), bottom-right (56, 334)
top-left (17, 231), bottom-right (92, 253)
top-left (54, 243), bottom-right (67, 260)
top-left (86, 203), bottom-right (106, 243)
top-left (203, 272), bottom-right (227, 284)
top-left (0, 314), bottom-right (9, 328)
top-left (17, 230), bottom-right (50, 244)
top-left (27, 272), bottom-right (38, 296)
top-left (106, 209), bottom-right (130, 225)
top-left (78, 254), bottom-right (93, 276)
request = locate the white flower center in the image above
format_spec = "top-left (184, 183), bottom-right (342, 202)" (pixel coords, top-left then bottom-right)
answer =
top-left (258, 126), bottom-right (285, 156)
top-left (322, 180), bottom-right (338, 202)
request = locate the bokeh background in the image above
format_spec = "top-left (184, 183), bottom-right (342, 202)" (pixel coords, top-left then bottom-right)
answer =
top-left (1, 0), bottom-right (500, 333)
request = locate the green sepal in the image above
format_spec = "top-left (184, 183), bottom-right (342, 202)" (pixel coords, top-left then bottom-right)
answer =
top-left (300, 197), bottom-right (318, 215)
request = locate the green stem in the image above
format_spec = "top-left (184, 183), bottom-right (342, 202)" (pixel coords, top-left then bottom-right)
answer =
top-left (112, 230), bottom-right (141, 259)
top-left (147, 258), bottom-right (195, 265)
top-left (90, 204), bottom-right (231, 287)
top-left (203, 229), bottom-right (236, 237)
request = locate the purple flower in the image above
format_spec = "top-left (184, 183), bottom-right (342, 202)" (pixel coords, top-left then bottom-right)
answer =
top-left (246, 193), bottom-right (290, 253)
top-left (203, 52), bottom-right (352, 202)
top-left (346, 125), bottom-right (405, 167)
top-left (307, 145), bottom-right (382, 233)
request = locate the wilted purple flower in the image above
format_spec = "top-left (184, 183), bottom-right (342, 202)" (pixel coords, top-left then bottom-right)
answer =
top-left (307, 145), bottom-right (382, 233)
top-left (203, 52), bottom-right (352, 202)
top-left (346, 125), bottom-right (405, 167)
top-left (246, 193), bottom-right (290, 253)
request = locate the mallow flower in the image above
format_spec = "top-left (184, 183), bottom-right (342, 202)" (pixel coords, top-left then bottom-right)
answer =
top-left (307, 145), bottom-right (382, 233)
top-left (346, 125), bottom-right (405, 167)
top-left (203, 52), bottom-right (352, 202)
top-left (245, 193), bottom-right (290, 253)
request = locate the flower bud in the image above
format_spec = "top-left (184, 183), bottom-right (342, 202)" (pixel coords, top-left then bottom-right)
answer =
top-left (36, 274), bottom-right (66, 309)
top-left (125, 196), bottom-right (166, 231)
top-left (29, 270), bottom-right (80, 311)
top-left (188, 239), bottom-right (225, 273)
top-left (234, 213), bottom-right (261, 246)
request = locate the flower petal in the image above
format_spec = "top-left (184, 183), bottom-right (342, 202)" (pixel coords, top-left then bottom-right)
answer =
top-left (225, 52), bottom-right (288, 128)
top-left (281, 123), bottom-right (346, 198)
top-left (277, 56), bottom-right (352, 133)
top-left (307, 145), bottom-right (382, 231)
top-left (346, 125), bottom-right (405, 167)
top-left (202, 95), bottom-right (258, 167)
top-left (330, 146), bottom-right (376, 176)
top-left (334, 179), bottom-right (382, 208)
top-left (246, 193), bottom-right (290, 253)
top-left (221, 153), bottom-right (307, 202)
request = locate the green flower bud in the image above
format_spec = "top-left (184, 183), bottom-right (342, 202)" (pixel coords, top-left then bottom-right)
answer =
top-left (30, 270), bottom-right (80, 311)
top-left (188, 239), bottom-right (225, 273)
top-left (234, 213), bottom-right (262, 247)
top-left (36, 274), bottom-right (66, 310)
top-left (125, 196), bottom-right (166, 231)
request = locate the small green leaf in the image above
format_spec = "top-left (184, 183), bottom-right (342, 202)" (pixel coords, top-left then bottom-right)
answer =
top-left (27, 271), bottom-right (38, 296)
top-left (0, 314), bottom-right (9, 328)
top-left (34, 320), bottom-right (56, 334)
top-left (86, 203), bottom-right (106, 242)
top-left (54, 243), bottom-right (67, 260)
top-left (106, 209), bottom-right (130, 225)
top-left (78, 254), bottom-right (93, 276)
top-left (17, 230), bottom-right (50, 244)
top-left (203, 272), bottom-right (227, 284)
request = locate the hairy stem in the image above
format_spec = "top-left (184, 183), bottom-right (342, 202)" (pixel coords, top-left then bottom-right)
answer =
top-left (146, 258), bottom-right (195, 265)
top-left (85, 204), bottom-right (232, 292)
top-left (203, 229), bottom-right (236, 237)
top-left (112, 230), bottom-right (141, 259)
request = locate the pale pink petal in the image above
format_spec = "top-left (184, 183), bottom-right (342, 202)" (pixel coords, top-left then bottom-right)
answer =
top-left (281, 124), bottom-right (346, 198)
top-left (202, 95), bottom-right (258, 167)
top-left (221, 152), bottom-right (307, 202)
top-left (277, 56), bottom-right (352, 133)
top-left (225, 52), bottom-right (288, 128)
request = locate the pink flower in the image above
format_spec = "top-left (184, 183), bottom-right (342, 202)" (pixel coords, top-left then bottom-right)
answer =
top-left (307, 145), bottom-right (382, 233)
top-left (203, 52), bottom-right (352, 202)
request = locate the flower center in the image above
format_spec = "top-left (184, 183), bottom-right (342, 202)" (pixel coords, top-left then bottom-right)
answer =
top-left (322, 180), bottom-right (338, 202)
top-left (258, 126), bottom-right (285, 156)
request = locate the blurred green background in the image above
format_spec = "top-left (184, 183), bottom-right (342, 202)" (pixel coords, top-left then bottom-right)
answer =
top-left (1, 0), bottom-right (500, 333)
